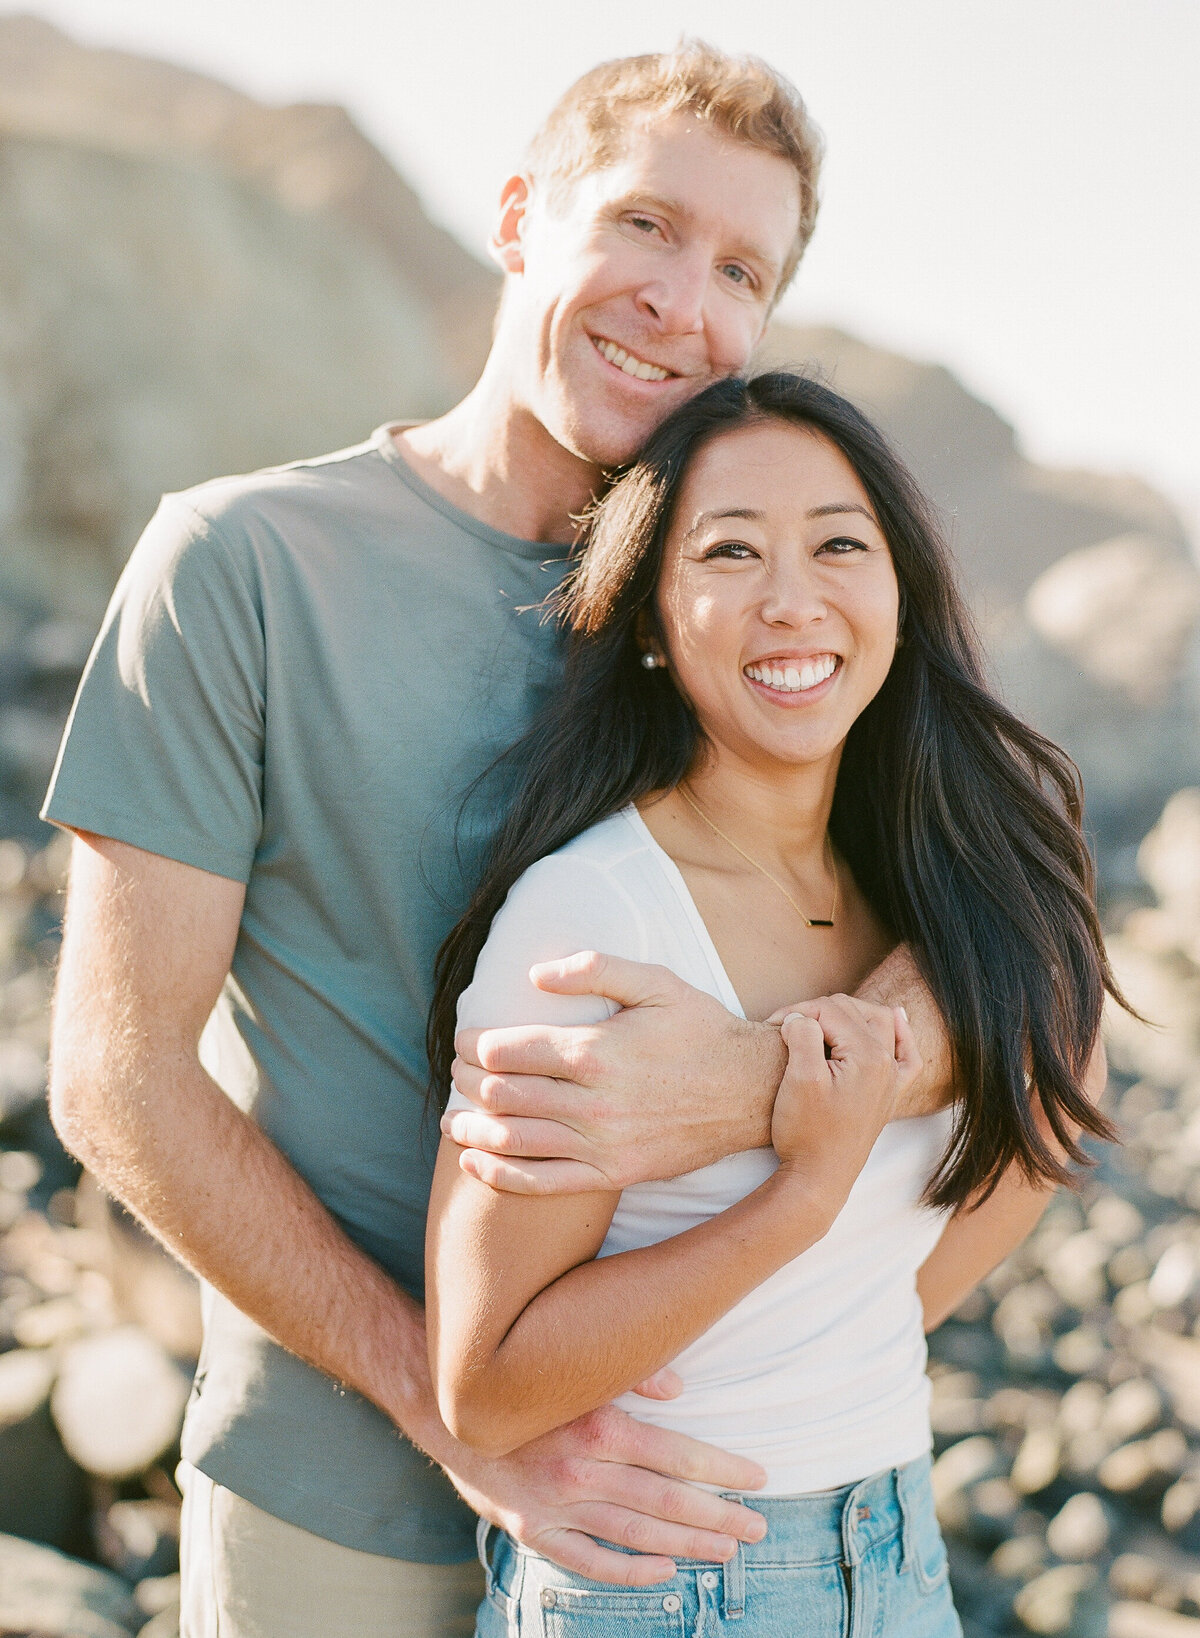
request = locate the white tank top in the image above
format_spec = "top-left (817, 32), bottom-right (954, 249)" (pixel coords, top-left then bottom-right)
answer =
top-left (453, 806), bottom-right (953, 1494)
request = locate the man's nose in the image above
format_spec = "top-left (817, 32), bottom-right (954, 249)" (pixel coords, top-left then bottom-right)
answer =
top-left (636, 255), bottom-right (707, 334)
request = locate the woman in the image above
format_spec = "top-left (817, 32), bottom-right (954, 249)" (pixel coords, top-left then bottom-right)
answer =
top-left (425, 374), bottom-right (1118, 1636)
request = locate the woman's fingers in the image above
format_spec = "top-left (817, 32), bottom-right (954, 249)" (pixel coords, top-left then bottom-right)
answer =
top-left (629, 1366), bottom-right (684, 1400)
top-left (779, 1011), bottom-right (827, 1074)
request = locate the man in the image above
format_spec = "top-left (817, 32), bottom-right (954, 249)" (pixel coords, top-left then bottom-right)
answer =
top-left (44, 42), bottom-right (958, 1638)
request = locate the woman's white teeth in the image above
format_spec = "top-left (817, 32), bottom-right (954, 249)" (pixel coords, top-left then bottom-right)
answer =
top-left (745, 656), bottom-right (838, 693)
top-left (593, 337), bottom-right (670, 381)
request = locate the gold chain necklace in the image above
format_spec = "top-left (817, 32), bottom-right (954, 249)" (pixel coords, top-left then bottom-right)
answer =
top-left (677, 783), bottom-right (838, 929)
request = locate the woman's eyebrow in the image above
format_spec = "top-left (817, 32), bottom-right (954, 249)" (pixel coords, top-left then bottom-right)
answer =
top-left (807, 502), bottom-right (876, 522)
top-left (682, 507), bottom-right (764, 541)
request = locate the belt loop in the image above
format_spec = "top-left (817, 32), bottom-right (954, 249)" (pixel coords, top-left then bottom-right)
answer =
top-left (476, 1517), bottom-right (497, 1590)
top-left (722, 1540), bottom-right (746, 1619)
top-left (895, 1461), bottom-right (916, 1576)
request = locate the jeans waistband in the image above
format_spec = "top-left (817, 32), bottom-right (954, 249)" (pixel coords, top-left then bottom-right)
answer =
top-left (707, 1452), bottom-right (933, 1569)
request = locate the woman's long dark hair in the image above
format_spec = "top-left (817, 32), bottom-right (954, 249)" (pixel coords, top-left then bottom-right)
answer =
top-left (429, 372), bottom-right (1120, 1210)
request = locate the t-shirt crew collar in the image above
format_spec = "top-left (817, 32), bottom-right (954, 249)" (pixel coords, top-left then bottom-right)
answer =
top-left (372, 424), bottom-right (576, 563)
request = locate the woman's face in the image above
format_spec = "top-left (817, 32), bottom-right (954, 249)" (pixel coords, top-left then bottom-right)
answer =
top-left (653, 417), bottom-right (901, 777)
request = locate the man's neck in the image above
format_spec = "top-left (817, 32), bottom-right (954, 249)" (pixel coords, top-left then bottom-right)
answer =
top-left (396, 368), bottom-right (602, 546)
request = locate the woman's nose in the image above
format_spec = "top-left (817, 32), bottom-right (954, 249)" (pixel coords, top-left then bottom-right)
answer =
top-left (759, 565), bottom-right (826, 627)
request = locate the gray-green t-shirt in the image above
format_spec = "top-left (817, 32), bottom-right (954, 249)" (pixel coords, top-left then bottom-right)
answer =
top-left (42, 426), bottom-right (572, 1560)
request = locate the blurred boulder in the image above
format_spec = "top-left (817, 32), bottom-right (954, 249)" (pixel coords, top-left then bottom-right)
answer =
top-left (1046, 1492), bottom-right (1112, 1562)
top-left (0, 1531), bottom-right (140, 1637)
top-left (51, 1326), bottom-right (190, 1479)
top-left (1013, 1563), bottom-right (1106, 1636)
top-left (95, 1498), bottom-right (179, 1583)
top-left (0, 1346), bottom-right (88, 1549)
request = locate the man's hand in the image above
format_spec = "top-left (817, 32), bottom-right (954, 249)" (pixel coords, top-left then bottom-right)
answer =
top-left (432, 1402), bottom-right (767, 1586)
top-left (445, 942), bottom-right (958, 1194)
top-left (445, 951), bottom-right (785, 1195)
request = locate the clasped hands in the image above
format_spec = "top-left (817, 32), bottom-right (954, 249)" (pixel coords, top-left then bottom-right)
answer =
top-left (443, 947), bottom-right (930, 1197)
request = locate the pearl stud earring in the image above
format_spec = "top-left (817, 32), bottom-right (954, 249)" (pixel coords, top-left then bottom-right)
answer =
top-left (641, 652), bottom-right (660, 670)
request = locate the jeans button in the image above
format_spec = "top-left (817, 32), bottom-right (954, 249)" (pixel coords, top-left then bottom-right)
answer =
top-left (701, 1570), bottom-right (719, 1589)
top-left (540, 1589), bottom-right (558, 1608)
top-left (662, 1593), bottom-right (682, 1612)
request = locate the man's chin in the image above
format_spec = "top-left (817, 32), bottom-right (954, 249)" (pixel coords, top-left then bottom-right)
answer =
top-left (562, 405), bottom-right (686, 471)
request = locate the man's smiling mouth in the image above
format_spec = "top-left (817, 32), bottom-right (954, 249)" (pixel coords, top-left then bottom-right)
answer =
top-left (591, 334), bottom-right (675, 382)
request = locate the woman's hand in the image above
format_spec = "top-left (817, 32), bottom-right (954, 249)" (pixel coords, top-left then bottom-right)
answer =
top-left (769, 997), bottom-right (921, 1223)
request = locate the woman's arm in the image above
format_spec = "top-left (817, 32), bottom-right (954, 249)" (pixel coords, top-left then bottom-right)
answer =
top-left (428, 998), bottom-right (917, 1458)
top-left (917, 1040), bottom-right (1108, 1330)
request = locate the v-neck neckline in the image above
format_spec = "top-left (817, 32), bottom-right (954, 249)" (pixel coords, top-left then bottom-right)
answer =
top-left (621, 805), bottom-right (749, 1021)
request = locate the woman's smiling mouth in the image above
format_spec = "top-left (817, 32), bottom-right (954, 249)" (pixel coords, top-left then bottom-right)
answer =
top-left (744, 654), bottom-right (841, 696)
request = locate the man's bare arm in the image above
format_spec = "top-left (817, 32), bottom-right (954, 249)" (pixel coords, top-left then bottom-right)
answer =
top-left (445, 943), bottom-right (954, 1195)
top-left (850, 943), bottom-right (954, 1116)
top-left (48, 834), bottom-right (768, 1584)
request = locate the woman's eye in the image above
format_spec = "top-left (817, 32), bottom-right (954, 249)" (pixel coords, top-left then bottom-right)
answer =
top-left (817, 536), bottom-right (868, 556)
top-left (703, 541), bottom-right (756, 561)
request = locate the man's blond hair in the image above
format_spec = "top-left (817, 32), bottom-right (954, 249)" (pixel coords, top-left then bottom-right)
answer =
top-left (525, 40), bottom-right (824, 295)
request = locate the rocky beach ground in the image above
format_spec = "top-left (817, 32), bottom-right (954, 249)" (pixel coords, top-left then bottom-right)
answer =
top-left (0, 792), bottom-right (1198, 1637)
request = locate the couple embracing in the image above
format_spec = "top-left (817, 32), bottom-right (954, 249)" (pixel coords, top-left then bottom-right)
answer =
top-left (44, 40), bottom-right (1116, 1638)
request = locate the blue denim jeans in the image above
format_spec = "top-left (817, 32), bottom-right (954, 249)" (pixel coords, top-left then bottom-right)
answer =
top-left (474, 1455), bottom-right (960, 1638)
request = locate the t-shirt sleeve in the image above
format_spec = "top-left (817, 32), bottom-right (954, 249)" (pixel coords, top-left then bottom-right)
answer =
top-left (447, 848), bottom-right (649, 1114)
top-left (41, 494), bottom-right (265, 883)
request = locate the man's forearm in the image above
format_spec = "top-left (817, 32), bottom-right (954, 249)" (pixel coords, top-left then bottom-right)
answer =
top-left (855, 944), bottom-right (955, 1116)
top-left (52, 1052), bottom-right (450, 1459)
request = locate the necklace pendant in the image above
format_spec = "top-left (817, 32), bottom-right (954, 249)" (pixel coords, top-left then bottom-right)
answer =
top-left (806, 918), bottom-right (835, 929)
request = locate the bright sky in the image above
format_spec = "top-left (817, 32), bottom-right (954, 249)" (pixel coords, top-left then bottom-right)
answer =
top-left (11, 0), bottom-right (1199, 520)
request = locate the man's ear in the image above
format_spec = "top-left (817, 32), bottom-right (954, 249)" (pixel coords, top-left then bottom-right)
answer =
top-left (488, 175), bottom-right (530, 275)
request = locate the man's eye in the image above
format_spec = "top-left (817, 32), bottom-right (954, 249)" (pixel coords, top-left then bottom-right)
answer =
top-left (629, 215), bottom-right (662, 236)
top-left (721, 263), bottom-right (754, 288)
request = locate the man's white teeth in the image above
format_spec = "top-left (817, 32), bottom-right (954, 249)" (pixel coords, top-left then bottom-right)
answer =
top-left (593, 337), bottom-right (670, 381)
top-left (745, 656), bottom-right (838, 693)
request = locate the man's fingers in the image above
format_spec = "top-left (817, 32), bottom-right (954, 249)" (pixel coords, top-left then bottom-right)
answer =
top-left (530, 950), bottom-right (678, 1010)
top-left (580, 1461), bottom-right (767, 1544)
top-left (569, 1503), bottom-right (738, 1565)
top-left (441, 1109), bottom-right (589, 1161)
top-left (457, 1149), bottom-right (613, 1195)
top-left (450, 1060), bottom-right (581, 1118)
top-left (455, 1021), bottom-right (587, 1079)
top-left (600, 1413), bottom-right (766, 1493)
top-left (531, 1527), bottom-right (676, 1586)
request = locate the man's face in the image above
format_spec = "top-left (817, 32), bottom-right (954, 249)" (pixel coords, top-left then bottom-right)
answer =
top-left (495, 114), bottom-right (802, 469)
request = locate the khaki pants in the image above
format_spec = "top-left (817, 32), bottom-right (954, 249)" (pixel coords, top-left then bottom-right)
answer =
top-left (179, 1462), bottom-right (485, 1638)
